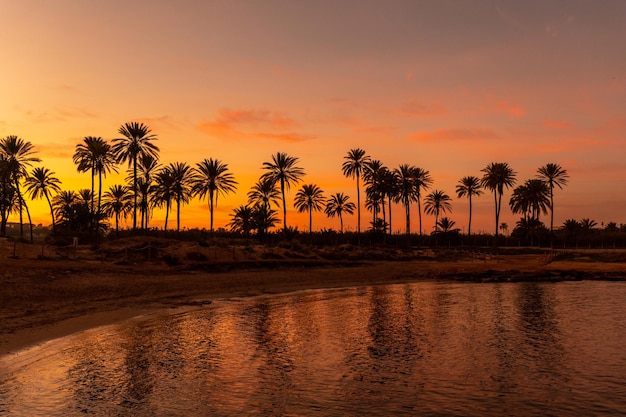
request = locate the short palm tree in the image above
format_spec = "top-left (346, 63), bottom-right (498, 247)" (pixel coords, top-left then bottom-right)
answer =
top-left (261, 152), bottom-right (305, 231)
top-left (248, 177), bottom-right (281, 210)
top-left (192, 158), bottom-right (238, 233)
top-left (536, 163), bottom-right (569, 234)
top-left (134, 154), bottom-right (161, 229)
top-left (153, 168), bottom-right (175, 231)
top-left (324, 192), bottom-right (356, 233)
top-left (342, 148), bottom-right (370, 234)
top-left (424, 190), bottom-right (452, 233)
top-left (294, 184), bottom-right (325, 234)
top-left (509, 179), bottom-right (550, 222)
top-left (481, 162), bottom-right (517, 238)
top-left (24, 167), bottom-right (61, 235)
top-left (227, 205), bottom-right (254, 236)
top-left (101, 185), bottom-right (132, 234)
top-left (456, 176), bottom-right (483, 236)
top-left (0, 135), bottom-right (40, 239)
top-left (112, 122), bottom-right (159, 231)
top-left (52, 190), bottom-right (79, 230)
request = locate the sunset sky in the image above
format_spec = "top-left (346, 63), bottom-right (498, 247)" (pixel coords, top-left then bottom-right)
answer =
top-left (1, 0), bottom-right (625, 233)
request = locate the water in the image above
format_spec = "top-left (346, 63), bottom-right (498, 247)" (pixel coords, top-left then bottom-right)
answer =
top-left (1, 281), bottom-right (625, 416)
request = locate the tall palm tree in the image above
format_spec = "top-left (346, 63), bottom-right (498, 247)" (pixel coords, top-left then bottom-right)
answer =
top-left (261, 152), bottom-right (305, 231)
top-left (101, 185), bottom-right (132, 234)
top-left (536, 163), bottom-right (569, 234)
top-left (0, 135), bottom-right (40, 239)
top-left (324, 192), bottom-right (356, 233)
top-left (294, 184), bottom-right (325, 234)
top-left (192, 158), bottom-right (238, 233)
top-left (111, 122), bottom-right (159, 231)
top-left (247, 177), bottom-right (281, 210)
top-left (456, 176), bottom-right (483, 236)
top-left (412, 167), bottom-right (433, 236)
top-left (73, 137), bottom-right (118, 221)
top-left (153, 168), bottom-right (175, 231)
top-left (24, 167), bottom-right (62, 235)
top-left (342, 148), bottom-right (370, 234)
top-left (168, 162), bottom-right (195, 232)
top-left (393, 164), bottom-right (418, 235)
top-left (424, 190), bottom-right (453, 233)
top-left (481, 162), bottom-right (517, 238)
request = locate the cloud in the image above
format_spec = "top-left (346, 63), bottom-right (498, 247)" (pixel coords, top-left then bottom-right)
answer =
top-left (409, 128), bottom-right (500, 143)
top-left (197, 108), bottom-right (313, 142)
top-left (397, 100), bottom-right (449, 117)
top-left (480, 98), bottom-right (525, 117)
top-left (541, 119), bottom-right (572, 129)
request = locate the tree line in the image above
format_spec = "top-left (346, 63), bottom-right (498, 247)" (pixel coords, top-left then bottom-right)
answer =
top-left (0, 122), bottom-right (580, 245)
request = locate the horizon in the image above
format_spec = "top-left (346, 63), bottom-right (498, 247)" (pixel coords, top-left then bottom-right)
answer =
top-left (2, 1), bottom-right (625, 233)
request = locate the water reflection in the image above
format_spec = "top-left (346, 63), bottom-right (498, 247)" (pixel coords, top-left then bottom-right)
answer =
top-left (1, 282), bottom-right (625, 416)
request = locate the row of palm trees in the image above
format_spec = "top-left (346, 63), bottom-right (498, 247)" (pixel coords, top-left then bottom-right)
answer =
top-left (0, 124), bottom-right (569, 240)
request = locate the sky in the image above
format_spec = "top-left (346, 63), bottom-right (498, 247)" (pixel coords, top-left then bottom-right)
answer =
top-left (1, 0), bottom-right (625, 234)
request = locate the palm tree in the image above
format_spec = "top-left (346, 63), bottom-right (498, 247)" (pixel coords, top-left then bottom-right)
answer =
top-left (324, 192), bottom-right (356, 233)
top-left (153, 168), bottom-right (175, 231)
top-left (261, 152), bottom-right (305, 231)
top-left (228, 205), bottom-right (254, 236)
top-left (0, 155), bottom-right (18, 236)
top-left (24, 167), bottom-right (61, 235)
top-left (248, 177), bottom-right (281, 210)
top-left (437, 217), bottom-right (458, 233)
top-left (52, 190), bottom-right (79, 231)
top-left (112, 122), bottom-right (159, 231)
top-left (135, 154), bottom-right (161, 229)
top-left (101, 185), bottom-right (132, 234)
top-left (412, 167), bottom-right (433, 236)
top-left (456, 176), bottom-right (483, 236)
top-left (481, 162), bottom-right (517, 238)
top-left (393, 164), bottom-right (418, 235)
top-left (294, 184), bottom-right (325, 234)
top-left (536, 163), bottom-right (569, 234)
top-left (192, 158), bottom-right (238, 233)
top-left (509, 179), bottom-right (550, 222)
top-left (168, 162), bottom-right (195, 231)
top-left (342, 148), bottom-right (370, 234)
top-left (0, 135), bottom-right (40, 239)
top-left (364, 159), bottom-right (386, 225)
top-left (73, 137), bottom-right (118, 222)
top-left (424, 190), bottom-right (453, 233)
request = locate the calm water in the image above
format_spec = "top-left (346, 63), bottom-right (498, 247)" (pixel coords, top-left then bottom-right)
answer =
top-left (1, 281), bottom-right (625, 416)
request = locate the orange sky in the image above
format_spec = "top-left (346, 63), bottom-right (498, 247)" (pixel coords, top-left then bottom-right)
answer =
top-left (1, 1), bottom-right (625, 233)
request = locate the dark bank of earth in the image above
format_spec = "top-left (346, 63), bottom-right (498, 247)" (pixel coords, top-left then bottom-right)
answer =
top-left (448, 269), bottom-right (626, 283)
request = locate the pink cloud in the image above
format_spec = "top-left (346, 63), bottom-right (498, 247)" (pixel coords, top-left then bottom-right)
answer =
top-left (397, 100), bottom-right (449, 117)
top-left (541, 119), bottom-right (572, 129)
top-left (409, 128), bottom-right (500, 143)
top-left (197, 108), bottom-right (312, 142)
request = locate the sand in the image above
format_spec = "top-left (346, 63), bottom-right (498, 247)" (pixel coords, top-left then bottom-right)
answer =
top-left (1, 239), bottom-right (625, 356)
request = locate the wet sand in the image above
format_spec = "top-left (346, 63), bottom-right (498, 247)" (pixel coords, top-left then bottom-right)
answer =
top-left (1, 243), bottom-right (625, 356)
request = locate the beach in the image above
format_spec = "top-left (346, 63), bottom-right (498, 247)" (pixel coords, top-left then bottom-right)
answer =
top-left (1, 238), bottom-right (625, 356)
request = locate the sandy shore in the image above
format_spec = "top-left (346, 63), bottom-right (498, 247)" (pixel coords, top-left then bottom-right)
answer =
top-left (1, 242), bottom-right (625, 357)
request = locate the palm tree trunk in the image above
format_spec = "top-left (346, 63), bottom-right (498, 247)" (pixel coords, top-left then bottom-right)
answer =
top-left (417, 198), bottom-right (422, 236)
top-left (210, 189), bottom-right (215, 233)
top-left (356, 174), bottom-right (361, 234)
top-left (405, 201), bottom-right (410, 235)
top-left (45, 192), bottom-right (56, 235)
top-left (309, 207), bottom-right (312, 234)
top-left (494, 191), bottom-right (500, 238)
top-left (97, 170), bottom-right (103, 231)
top-left (24, 200), bottom-right (33, 243)
top-left (16, 180), bottom-right (24, 239)
top-left (164, 201), bottom-right (170, 232)
top-left (133, 157), bottom-right (138, 231)
top-left (339, 213), bottom-right (344, 233)
top-left (281, 178), bottom-right (287, 231)
top-left (549, 187), bottom-right (554, 233)
top-left (177, 198), bottom-right (181, 231)
top-left (388, 197), bottom-right (392, 235)
top-left (468, 194), bottom-right (472, 236)
top-left (115, 212), bottom-right (119, 235)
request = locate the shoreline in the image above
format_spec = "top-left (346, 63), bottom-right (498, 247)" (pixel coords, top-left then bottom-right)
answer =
top-left (1, 251), bottom-right (625, 357)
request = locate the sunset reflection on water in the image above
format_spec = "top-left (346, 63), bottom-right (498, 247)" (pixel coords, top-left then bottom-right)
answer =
top-left (1, 281), bottom-right (625, 416)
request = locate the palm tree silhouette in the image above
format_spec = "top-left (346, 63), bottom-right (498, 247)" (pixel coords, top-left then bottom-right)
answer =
top-left (536, 163), bottom-right (569, 234)
top-left (364, 160), bottom-right (386, 226)
top-left (52, 190), bottom-right (79, 231)
top-left (0, 135), bottom-right (40, 239)
top-left (294, 184), bottom-right (325, 234)
top-left (101, 185), bottom-right (132, 234)
top-left (424, 190), bottom-right (452, 233)
top-left (73, 137), bottom-right (118, 229)
top-left (324, 192), bottom-right (356, 233)
top-left (342, 148), bottom-right (370, 234)
top-left (167, 162), bottom-right (195, 232)
top-left (153, 168), bottom-right (175, 231)
top-left (0, 155), bottom-right (18, 236)
top-left (192, 158), bottom-right (238, 233)
top-left (24, 167), bottom-right (61, 235)
top-left (134, 154), bottom-right (161, 229)
top-left (437, 217), bottom-right (458, 233)
top-left (412, 167), bottom-right (433, 236)
top-left (248, 177), bottom-right (281, 210)
top-left (456, 176), bottom-right (483, 236)
top-left (261, 152), bottom-right (305, 231)
top-left (481, 162), bottom-right (517, 238)
top-left (393, 164), bottom-right (418, 235)
top-left (227, 205), bottom-right (254, 236)
top-left (112, 122), bottom-right (159, 231)
top-left (509, 179), bottom-right (550, 222)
